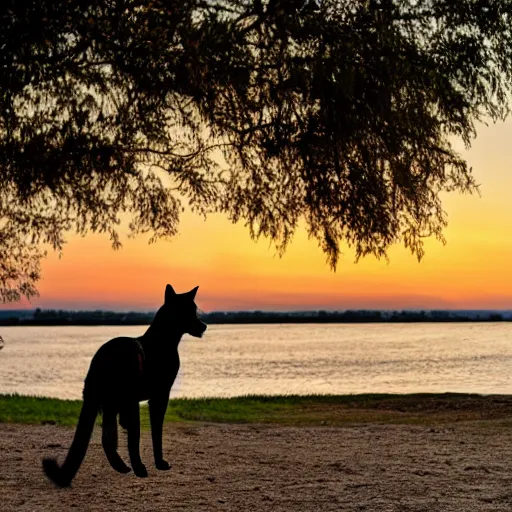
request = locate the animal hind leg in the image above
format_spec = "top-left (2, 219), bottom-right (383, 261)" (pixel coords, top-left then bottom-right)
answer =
top-left (102, 408), bottom-right (131, 474)
top-left (123, 401), bottom-right (148, 478)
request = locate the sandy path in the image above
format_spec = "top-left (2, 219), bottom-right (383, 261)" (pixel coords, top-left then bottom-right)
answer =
top-left (2, 421), bottom-right (512, 511)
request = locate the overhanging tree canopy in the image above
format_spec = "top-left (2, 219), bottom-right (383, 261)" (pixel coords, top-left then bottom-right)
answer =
top-left (1, 0), bottom-right (512, 302)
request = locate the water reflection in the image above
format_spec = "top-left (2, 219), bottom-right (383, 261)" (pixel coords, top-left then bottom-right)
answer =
top-left (0, 323), bottom-right (511, 399)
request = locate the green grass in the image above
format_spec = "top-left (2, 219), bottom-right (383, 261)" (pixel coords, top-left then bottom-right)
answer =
top-left (0, 395), bottom-right (85, 427)
top-left (3, 392), bottom-right (512, 428)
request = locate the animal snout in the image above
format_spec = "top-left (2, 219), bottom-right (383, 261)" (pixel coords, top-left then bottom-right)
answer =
top-left (192, 321), bottom-right (207, 338)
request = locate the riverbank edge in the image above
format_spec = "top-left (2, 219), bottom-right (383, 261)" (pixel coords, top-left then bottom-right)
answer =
top-left (2, 392), bottom-right (512, 427)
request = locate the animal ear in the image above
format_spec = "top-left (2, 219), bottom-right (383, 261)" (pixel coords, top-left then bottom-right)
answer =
top-left (186, 286), bottom-right (199, 300)
top-left (165, 284), bottom-right (176, 303)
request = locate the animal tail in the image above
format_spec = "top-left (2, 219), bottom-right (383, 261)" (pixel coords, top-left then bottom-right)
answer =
top-left (42, 395), bottom-right (98, 487)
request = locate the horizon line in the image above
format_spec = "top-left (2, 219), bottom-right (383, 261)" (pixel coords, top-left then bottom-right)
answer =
top-left (2, 307), bottom-right (512, 314)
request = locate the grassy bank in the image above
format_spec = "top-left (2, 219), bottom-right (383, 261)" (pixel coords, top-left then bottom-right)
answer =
top-left (2, 393), bottom-right (512, 427)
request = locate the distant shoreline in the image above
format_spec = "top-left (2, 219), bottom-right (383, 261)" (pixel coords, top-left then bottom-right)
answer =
top-left (0, 308), bottom-right (511, 326)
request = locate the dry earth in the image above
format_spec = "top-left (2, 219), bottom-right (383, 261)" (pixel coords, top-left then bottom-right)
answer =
top-left (2, 421), bottom-right (512, 511)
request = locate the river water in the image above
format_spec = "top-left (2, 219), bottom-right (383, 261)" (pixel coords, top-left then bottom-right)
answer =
top-left (0, 323), bottom-right (511, 399)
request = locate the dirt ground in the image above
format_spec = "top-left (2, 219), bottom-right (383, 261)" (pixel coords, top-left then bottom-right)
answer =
top-left (2, 421), bottom-right (512, 511)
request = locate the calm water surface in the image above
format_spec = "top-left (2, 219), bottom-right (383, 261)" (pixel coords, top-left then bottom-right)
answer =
top-left (0, 323), bottom-right (511, 399)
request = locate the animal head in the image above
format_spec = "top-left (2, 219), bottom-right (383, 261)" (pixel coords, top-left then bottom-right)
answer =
top-left (163, 284), bottom-right (207, 338)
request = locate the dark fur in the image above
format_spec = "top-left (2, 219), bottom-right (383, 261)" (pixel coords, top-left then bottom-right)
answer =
top-left (42, 284), bottom-right (206, 487)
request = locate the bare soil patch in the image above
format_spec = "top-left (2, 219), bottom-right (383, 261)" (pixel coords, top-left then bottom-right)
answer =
top-left (2, 420), bottom-right (512, 511)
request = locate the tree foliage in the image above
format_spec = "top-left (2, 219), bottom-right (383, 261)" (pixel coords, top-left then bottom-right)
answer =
top-left (1, 0), bottom-right (512, 302)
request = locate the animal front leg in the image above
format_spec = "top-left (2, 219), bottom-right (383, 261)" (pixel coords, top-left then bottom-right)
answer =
top-left (149, 396), bottom-right (171, 470)
top-left (124, 401), bottom-right (147, 478)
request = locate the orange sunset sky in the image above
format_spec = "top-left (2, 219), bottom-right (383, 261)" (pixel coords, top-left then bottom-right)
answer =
top-left (6, 120), bottom-right (512, 312)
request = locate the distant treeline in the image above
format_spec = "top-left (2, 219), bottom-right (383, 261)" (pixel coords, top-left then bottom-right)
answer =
top-left (0, 308), bottom-right (511, 326)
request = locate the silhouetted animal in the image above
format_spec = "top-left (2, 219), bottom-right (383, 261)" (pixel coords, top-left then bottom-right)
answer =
top-left (43, 284), bottom-right (207, 487)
